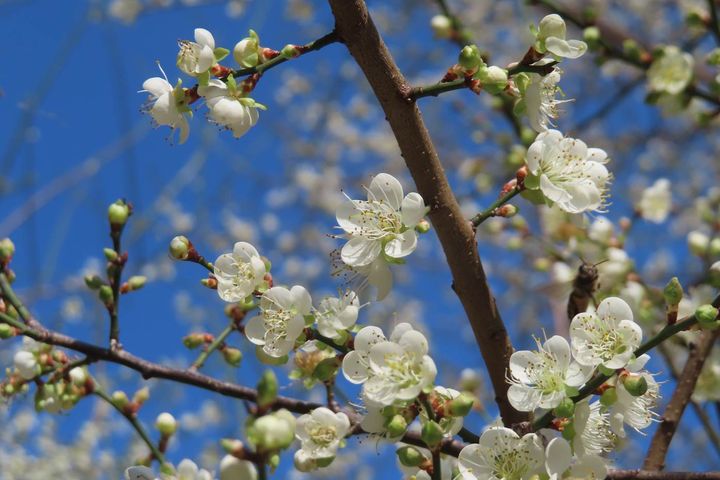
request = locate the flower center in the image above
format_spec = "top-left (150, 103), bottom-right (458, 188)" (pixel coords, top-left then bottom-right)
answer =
top-left (178, 41), bottom-right (201, 69)
top-left (380, 352), bottom-right (423, 389)
top-left (263, 308), bottom-right (295, 342)
top-left (350, 201), bottom-right (403, 240)
top-left (524, 350), bottom-right (564, 394)
top-left (308, 424), bottom-right (337, 448)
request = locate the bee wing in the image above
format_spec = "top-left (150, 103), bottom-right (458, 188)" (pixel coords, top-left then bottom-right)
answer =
top-left (535, 279), bottom-right (574, 301)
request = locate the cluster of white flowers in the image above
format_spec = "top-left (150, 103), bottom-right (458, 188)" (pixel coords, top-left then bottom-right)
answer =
top-left (140, 28), bottom-right (267, 144)
top-left (647, 46), bottom-right (694, 95)
top-left (335, 173), bottom-right (428, 299)
top-left (125, 455), bottom-right (257, 480)
top-left (293, 407), bottom-right (351, 472)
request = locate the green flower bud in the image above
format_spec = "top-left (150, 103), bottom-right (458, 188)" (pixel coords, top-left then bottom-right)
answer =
top-left (250, 410), bottom-right (296, 451)
top-left (430, 14), bottom-right (453, 39)
top-left (84, 274), bottom-right (104, 290)
top-left (133, 386), bottom-right (150, 405)
top-left (0, 323), bottom-right (14, 339)
top-left (159, 463), bottom-right (175, 476)
top-left (458, 45), bottom-right (483, 70)
top-left (0, 238), bottom-right (15, 263)
top-left (169, 235), bottom-right (191, 260)
top-left (281, 44), bottom-right (301, 58)
top-left (127, 275), bottom-right (147, 291)
top-left (233, 30), bottom-right (261, 68)
top-left (108, 200), bottom-right (130, 227)
top-left (396, 445), bottom-right (426, 467)
top-left (480, 66), bottom-right (508, 94)
top-left (269, 453), bottom-right (281, 469)
top-left (98, 285), bottom-right (114, 305)
top-left (448, 392), bottom-right (475, 417)
top-left (599, 387), bottom-right (618, 407)
top-left (663, 277), bottom-right (683, 307)
top-left (622, 39), bottom-right (642, 62)
top-left (112, 390), bottom-right (129, 408)
top-left (103, 248), bottom-right (118, 261)
top-left (257, 370), bottom-right (278, 408)
top-left (222, 347), bottom-right (243, 367)
top-left (183, 333), bottom-right (206, 349)
top-left (622, 374), bottom-right (648, 397)
top-left (688, 231), bottom-right (710, 256)
top-left (421, 420), bottom-right (444, 447)
top-left (583, 26), bottom-right (601, 49)
top-left (553, 397), bottom-right (575, 418)
top-left (696, 304), bottom-right (720, 329)
top-left (220, 438), bottom-right (245, 455)
top-left (415, 219), bottom-right (431, 234)
top-left (385, 414), bottom-right (408, 438)
top-left (686, 10), bottom-right (705, 28)
top-left (155, 412), bottom-right (177, 436)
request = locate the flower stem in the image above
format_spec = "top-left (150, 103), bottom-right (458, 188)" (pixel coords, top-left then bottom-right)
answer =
top-left (191, 322), bottom-right (235, 370)
top-left (232, 31), bottom-right (339, 79)
top-left (0, 270), bottom-right (32, 322)
top-left (109, 228), bottom-right (125, 349)
top-left (471, 187), bottom-right (522, 227)
top-left (94, 387), bottom-right (166, 465)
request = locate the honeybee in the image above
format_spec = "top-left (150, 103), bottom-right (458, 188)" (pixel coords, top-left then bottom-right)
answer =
top-left (566, 260), bottom-right (605, 321)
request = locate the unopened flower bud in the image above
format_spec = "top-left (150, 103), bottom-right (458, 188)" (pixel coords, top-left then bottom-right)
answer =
top-left (201, 277), bottom-right (218, 289)
top-left (663, 277), bottom-right (683, 307)
top-left (696, 304), bottom-right (720, 329)
top-left (69, 367), bottom-right (87, 386)
top-left (103, 248), bottom-right (118, 261)
top-left (250, 410), bottom-right (296, 451)
top-left (415, 219), bottom-right (431, 234)
top-left (430, 14), bottom-right (452, 38)
top-left (599, 387), bottom-right (618, 407)
top-left (583, 26), bottom-right (601, 49)
top-left (553, 397), bottom-right (575, 417)
top-left (233, 30), bottom-right (261, 68)
top-left (127, 275), bottom-right (147, 291)
top-left (711, 238), bottom-right (720, 257)
top-left (497, 204), bottom-right (519, 218)
top-left (396, 445), bottom-right (426, 467)
top-left (0, 238), bottom-right (15, 264)
top-left (0, 323), bottom-right (14, 339)
top-left (108, 200), bottom-right (130, 227)
top-left (281, 44), bottom-right (301, 58)
top-left (220, 454), bottom-right (257, 480)
top-left (183, 333), bottom-right (206, 349)
top-left (480, 66), bottom-right (508, 94)
top-left (133, 386), bottom-right (150, 405)
top-left (686, 9), bottom-right (706, 28)
top-left (385, 413), bottom-right (408, 438)
top-left (448, 392), bottom-right (475, 417)
top-left (459, 368), bottom-right (482, 391)
top-left (155, 412), bottom-right (177, 436)
top-left (112, 390), bottom-right (129, 408)
top-left (98, 285), bottom-right (114, 305)
top-left (84, 275), bottom-right (104, 290)
top-left (222, 347), bottom-right (243, 367)
top-left (538, 14), bottom-right (566, 42)
top-left (622, 39), bottom-right (642, 62)
top-left (169, 235), bottom-right (191, 260)
top-left (688, 230), bottom-right (710, 256)
top-left (220, 438), bottom-right (245, 455)
top-left (257, 370), bottom-right (278, 408)
top-left (708, 48), bottom-right (720, 66)
top-left (622, 374), bottom-right (649, 397)
top-left (458, 45), bottom-right (483, 71)
top-left (421, 419), bottom-right (444, 447)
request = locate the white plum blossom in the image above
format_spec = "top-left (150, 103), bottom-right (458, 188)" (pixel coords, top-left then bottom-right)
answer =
top-left (213, 241), bottom-right (267, 302)
top-left (199, 78), bottom-right (262, 139)
top-left (535, 14), bottom-right (587, 59)
top-left (544, 437), bottom-right (607, 480)
top-left (175, 459), bottom-right (213, 480)
top-left (336, 173), bottom-right (426, 267)
top-left (140, 67), bottom-right (190, 144)
top-left (570, 297), bottom-right (641, 369)
top-left (456, 427), bottom-right (544, 480)
top-left (294, 407), bottom-right (350, 470)
top-left (507, 335), bottom-right (592, 412)
top-left (342, 323), bottom-right (437, 406)
top-left (245, 285), bottom-right (311, 358)
top-left (638, 178), bottom-right (672, 223)
top-left (524, 130), bottom-right (611, 214)
top-left (177, 28), bottom-right (216, 77)
top-left (315, 290), bottom-right (360, 340)
top-left (523, 68), bottom-right (571, 132)
top-left (125, 466), bottom-right (157, 480)
top-left (14, 350), bottom-right (39, 380)
top-left (354, 255), bottom-right (394, 301)
top-left (647, 46), bottom-right (694, 95)
top-left (572, 401), bottom-right (617, 456)
top-left (219, 455), bottom-right (258, 480)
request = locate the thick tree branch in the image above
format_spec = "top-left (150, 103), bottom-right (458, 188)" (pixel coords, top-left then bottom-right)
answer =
top-left (644, 328), bottom-right (720, 470)
top-left (326, 0), bottom-right (527, 425)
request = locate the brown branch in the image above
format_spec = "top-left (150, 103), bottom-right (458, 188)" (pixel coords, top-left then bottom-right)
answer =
top-left (644, 329), bottom-right (720, 470)
top-left (608, 470), bottom-right (720, 480)
top-left (325, 0), bottom-right (526, 426)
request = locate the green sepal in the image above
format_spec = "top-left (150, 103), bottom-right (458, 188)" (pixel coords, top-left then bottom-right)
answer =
top-left (564, 385), bottom-right (580, 398)
top-left (522, 173), bottom-right (540, 191)
top-left (197, 70), bottom-right (210, 87)
top-left (214, 47), bottom-right (230, 62)
top-left (226, 74), bottom-right (237, 92)
top-left (520, 188), bottom-right (546, 206)
top-left (303, 314), bottom-right (315, 326)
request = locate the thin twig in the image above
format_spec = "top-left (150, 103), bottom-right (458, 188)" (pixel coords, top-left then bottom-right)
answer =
top-left (191, 322), bottom-right (235, 370)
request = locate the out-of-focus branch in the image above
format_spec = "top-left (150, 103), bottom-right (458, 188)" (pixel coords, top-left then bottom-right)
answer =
top-left (644, 328), bottom-right (720, 470)
top-left (607, 471), bottom-right (720, 480)
top-left (326, 0), bottom-right (527, 426)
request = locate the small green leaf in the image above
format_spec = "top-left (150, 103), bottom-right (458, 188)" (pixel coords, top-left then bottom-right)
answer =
top-left (214, 47), bottom-right (230, 62)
